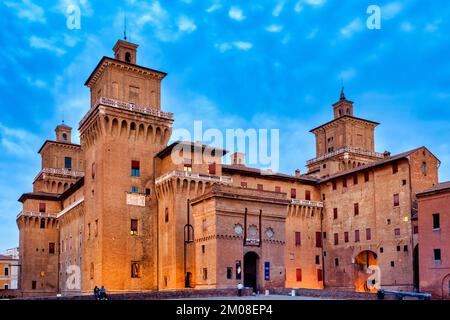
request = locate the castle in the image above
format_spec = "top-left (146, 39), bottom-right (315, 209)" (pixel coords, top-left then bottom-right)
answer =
top-left (16, 39), bottom-right (440, 296)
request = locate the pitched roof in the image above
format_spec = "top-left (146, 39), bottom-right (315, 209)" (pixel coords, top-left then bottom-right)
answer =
top-left (18, 177), bottom-right (84, 203)
top-left (222, 164), bottom-right (319, 185)
top-left (156, 141), bottom-right (228, 159)
top-left (417, 181), bottom-right (450, 197)
top-left (319, 147), bottom-right (437, 183)
top-left (309, 115), bottom-right (380, 133)
top-left (38, 140), bottom-right (81, 154)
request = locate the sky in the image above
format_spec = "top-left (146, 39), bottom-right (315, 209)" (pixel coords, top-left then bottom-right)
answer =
top-left (0, 0), bottom-right (449, 252)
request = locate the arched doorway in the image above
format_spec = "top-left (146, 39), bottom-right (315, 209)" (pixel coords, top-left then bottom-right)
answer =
top-left (354, 250), bottom-right (378, 293)
top-left (244, 252), bottom-right (259, 293)
top-left (413, 245), bottom-right (420, 291)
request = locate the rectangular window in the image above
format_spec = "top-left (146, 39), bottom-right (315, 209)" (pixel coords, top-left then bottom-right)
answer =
top-left (91, 163), bottom-right (96, 179)
top-left (165, 208), bottom-right (169, 223)
top-left (296, 268), bottom-right (302, 282)
top-left (366, 228), bottom-right (371, 240)
top-left (64, 157), bottom-right (72, 169)
top-left (226, 267), bottom-right (232, 280)
top-left (344, 232), bottom-right (349, 243)
top-left (202, 268), bottom-right (208, 280)
top-left (131, 263), bottom-right (141, 278)
top-left (202, 245), bottom-right (205, 254)
top-left (434, 249), bottom-right (441, 262)
top-left (394, 194), bottom-right (400, 207)
top-left (315, 232), bottom-right (322, 248)
top-left (395, 228), bottom-right (401, 237)
top-left (391, 261), bottom-right (395, 267)
top-left (332, 181), bottom-right (337, 190)
top-left (335, 258), bottom-right (339, 267)
top-left (334, 233), bottom-right (339, 245)
top-left (317, 269), bottom-right (323, 282)
top-left (95, 220), bottom-right (98, 237)
top-left (355, 230), bottom-right (360, 242)
top-left (31, 281), bottom-right (37, 290)
top-left (315, 255), bottom-right (320, 265)
top-left (295, 232), bottom-right (301, 246)
top-left (183, 159), bottom-right (192, 172)
top-left (333, 208), bottom-right (338, 220)
top-left (257, 184), bottom-right (264, 191)
top-left (305, 190), bottom-right (311, 200)
top-left (208, 163), bottom-right (216, 175)
top-left (49, 242), bottom-right (55, 255)
top-left (130, 219), bottom-right (138, 235)
top-left (131, 160), bottom-right (140, 177)
top-left (354, 203), bottom-right (359, 216)
top-left (4, 267), bottom-right (9, 276)
top-left (241, 181), bottom-right (248, 188)
top-left (392, 162), bottom-right (398, 174)
top-left (291, 188), bottom-right (297, 199)
top-left (343, 178), bottom-right (347, 188)
top-left (145, 188), bottom-right (151, 196)
top-left (432, 213), bottom-right (440, 229)
top-left (404, 245), bottom-right (408, 252)
top-left (275, 186), bottom-right (281, 193)
top-left (131, 186), bottom-right (139, 193)
top-left (353, 175), bottom-right (358, 185)
top-left (40, 219), bottom-right (45, 229)
top-left (364, 171), bottom-right (369, 182)
top-left (39, 203), bottom-right (46, 213)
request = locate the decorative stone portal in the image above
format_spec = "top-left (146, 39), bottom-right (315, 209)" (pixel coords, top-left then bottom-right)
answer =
top-left (354, 250), bottom-right (378, 293)
top-left (244, 251), bottom-right (259, 293)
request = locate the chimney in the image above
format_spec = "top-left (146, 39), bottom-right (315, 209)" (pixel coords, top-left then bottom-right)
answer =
top-left (231, 152), bottom-right (245, 166)
top-left (295, 169), bottom-right (301, 177)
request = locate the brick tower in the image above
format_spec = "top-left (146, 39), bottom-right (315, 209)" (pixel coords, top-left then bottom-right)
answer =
top-left (306, 88), bottom-right (385, 178)
top-left (79, 39), bottom-right (173, 292)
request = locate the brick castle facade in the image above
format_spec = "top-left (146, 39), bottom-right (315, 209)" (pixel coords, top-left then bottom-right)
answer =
top-left (15, 39), bottom-right (445, 297)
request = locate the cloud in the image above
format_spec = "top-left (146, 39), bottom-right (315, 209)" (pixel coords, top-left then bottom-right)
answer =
top-left (24, 77), bottom-right (47, 88)
top-left (215, 41), bottom-right (253, 52)
top-left (338, 68), bottom-right (357, 81)
top-left (340, 18), bottom-right (364, 38)
top-left (381, 2), bottom-right (402, 20)
top-left (178, 16), bottom-right (197, 33)
top-left (306, 28), bottom-right (319, 39)
top-left (0, 124), bottom-right (39, 157)
top-left (229, 6), bottom-right (245, 21)
top-left (294, 2), bottom-right (303, 13)
top-left (55, 0), bottom-right (94, 17)
top-left (206, 3), bottom-right (222, 13)
top-left (272, 1), bottom-right (285, 17)
top-left (425, 20), bottom-right (441, 33)
top-left (265, 24), bottom-right (283, 33)
top-left (400, 21), bottom-right (414, 33)
top-left (4, 0), bottom-right (46, 23)
top-left (29, 36), bottom-right (66, 56)
top-left (304, 0), bottom-right (326, 7)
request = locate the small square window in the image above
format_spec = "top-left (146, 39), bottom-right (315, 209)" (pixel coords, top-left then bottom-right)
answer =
top-left (397, 245), bottom-right (401, 252)
top-left (403, 245), bottom-right (408, 252)
top-left (390, 261), bottom-right (395, 267)
top-left (380, 247), bottom-right (384, 253)
top-left (315, 255), bottom-right (320, 265)
top-left (131, 186), bottom-right (139, 193)
top-left (395, 228), bottom-right (401, 237)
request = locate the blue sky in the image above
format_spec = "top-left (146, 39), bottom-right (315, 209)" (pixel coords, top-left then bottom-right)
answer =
top-left (0, 0), bottom-right (449, 251)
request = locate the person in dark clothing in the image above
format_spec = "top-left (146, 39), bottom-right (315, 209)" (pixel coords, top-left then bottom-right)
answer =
top-left (93, 286), bottom-right (100, 300)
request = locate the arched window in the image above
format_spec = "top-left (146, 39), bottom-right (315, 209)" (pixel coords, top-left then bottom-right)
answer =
top-left (346, 108), bottom-right (350, 115)
top-left (125, 52), bottom-right (132, 63)
top-left (62, 133), bottom-right (67, 141)
top-left (338, 109), bottom-right (342, 117)
top-left (130, 122), bottom-right (136, 130)
top-left (422, 162), bottom-right (427, 176)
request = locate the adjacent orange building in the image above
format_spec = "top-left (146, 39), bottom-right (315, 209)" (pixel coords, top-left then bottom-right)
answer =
top-left (15, 38), bottom-right (445, 297)
top-left (417, 182), bottom-right (450, 299)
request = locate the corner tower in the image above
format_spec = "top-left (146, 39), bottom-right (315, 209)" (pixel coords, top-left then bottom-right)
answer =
top-left (79, 39), bottom-right (173, 293)
top-left (306, 89), bottom-right (384, 178)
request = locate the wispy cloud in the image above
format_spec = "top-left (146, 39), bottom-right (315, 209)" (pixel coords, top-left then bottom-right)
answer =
top-left (215, 41), bottom-right (253, 53)
top-left (340, 18), bottom-right (364, 38)
top-left (55, 0), bottom-right (94, 17)
top-left (178, 16), bottom-right (197, 33)
top-left (272, 0), bottom-right (285, 17)
top-left (381, 2), bottom-right (402, 20)
top-left (265, 24), bottom-right (283, 33)
top-left (29, 36), bottom-right (66, 56)
top-left (425, 20), bottom-right (441, 33)
top-left (304, 0), bottom-right (326, 7)
top-left (229, 6), bottom-right (245, 21)
top-left (206, 3), bottom-right (222, 13)
top-left (0, 124), bottom-right (39, 157)
top-left (338, 68), bottom-right (357, 81)
top-left (400, 21), bottom-right (414, 32)
top-left (4, 0), bottom-right (46, 23)
top-left (294, 1), bottom-right (303, 13)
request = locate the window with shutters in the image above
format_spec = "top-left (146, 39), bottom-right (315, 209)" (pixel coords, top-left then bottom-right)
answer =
top-left (208, 163), bottom-right (216, 175)
top-left (64, 157), bottom-right (72, 170)
top-left (315, 232), bottom-right (322, 248)
top-left (334, 233), bottom-right (339, 245)
top-left (355, 230), bottom-right (360, 242)
top-left (305, 190), bottom-right (311, 200)
top-left (344, 232), bottom-right (349, 243)
top-left (295, 232), bottom-right (301, 246)
top-left (366, 228), bottom-right (371, 240)
top-left (131, 160), bottom-right (140, 177)
top-left (393, 194), bottom-right (400, 207)
top-left (130, 219), bottom-right (138, 235)
top-left (333, 208), bottom-right (338, 220)
top-left (296, 268), bottom-right (302, 282)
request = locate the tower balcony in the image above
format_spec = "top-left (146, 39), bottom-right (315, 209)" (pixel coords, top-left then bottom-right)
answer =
top-left (16, 211), bottom-right (58, 219)
top-left (306, 146), bottom-right (385, 166)
top-left (79, 97), bottom-right (174, 127)
top-left (34, 168), bottom-right (84, 182)
top-left (155, 170), bottom-right (233, 185)
top-left (290, 199), bottom-right (324, 208)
